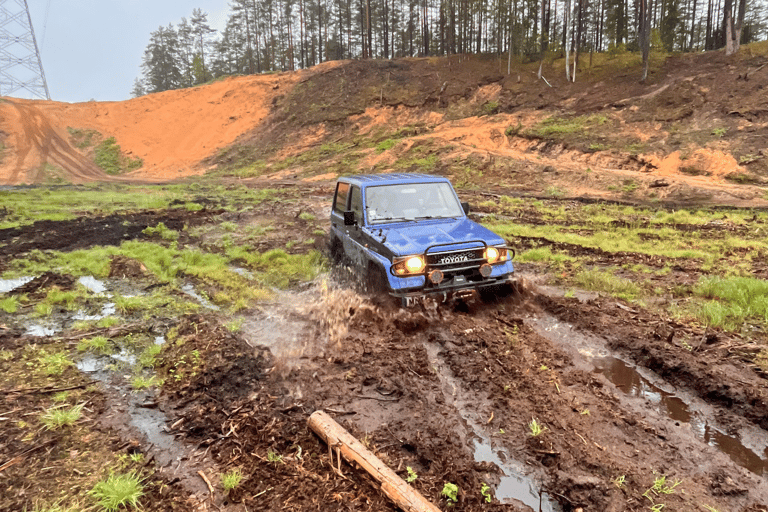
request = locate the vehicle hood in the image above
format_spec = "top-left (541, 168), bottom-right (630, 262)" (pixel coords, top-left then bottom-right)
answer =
top-left (374, 218), bottom-right (506, 256)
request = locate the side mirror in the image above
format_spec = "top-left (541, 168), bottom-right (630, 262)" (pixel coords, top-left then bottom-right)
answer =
top-left (344, 211), bottom-right (356, 226)
top-left (461, 202), bottom-right (470, 215)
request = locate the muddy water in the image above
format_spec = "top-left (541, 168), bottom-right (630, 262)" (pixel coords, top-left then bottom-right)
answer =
top-left (77, 353), bottom-right (186, 467)
top-left (425, 341), bottom-right (560, 511)
top-left (527, 312), bottom-right (768, 477)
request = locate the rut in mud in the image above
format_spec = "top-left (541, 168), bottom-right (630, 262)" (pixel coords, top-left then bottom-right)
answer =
top-left (138, 277), bottom-right (767, 512)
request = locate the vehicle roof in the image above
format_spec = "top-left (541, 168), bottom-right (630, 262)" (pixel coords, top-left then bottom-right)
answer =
top-left (338, 173), bottom-right (450, 187)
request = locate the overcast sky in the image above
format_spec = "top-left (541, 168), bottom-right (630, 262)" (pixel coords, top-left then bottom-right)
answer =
top-left (22, 0), bottom-right (230, 103)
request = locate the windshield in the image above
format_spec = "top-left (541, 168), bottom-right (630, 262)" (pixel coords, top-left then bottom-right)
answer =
top-left (365, 182), bottom-right (464, 225)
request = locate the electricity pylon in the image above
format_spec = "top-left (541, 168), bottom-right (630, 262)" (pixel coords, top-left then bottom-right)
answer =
top-left (0, 0), bottom-right (51, 99)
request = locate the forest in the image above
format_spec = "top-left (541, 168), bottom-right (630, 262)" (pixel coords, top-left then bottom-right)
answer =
top-left (134, 0), bottom-right (767, 95)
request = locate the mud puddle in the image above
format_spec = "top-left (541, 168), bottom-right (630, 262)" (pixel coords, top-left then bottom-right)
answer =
top-left (527, 311), bottom-right (768, 477)
top-left (76, 354), bottom-right (178, 462)
top-left (425, 340), bottom-right (560, 511)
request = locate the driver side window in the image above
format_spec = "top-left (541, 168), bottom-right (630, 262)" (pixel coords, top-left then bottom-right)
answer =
top-left (350, 186), bottom-right (363, 224)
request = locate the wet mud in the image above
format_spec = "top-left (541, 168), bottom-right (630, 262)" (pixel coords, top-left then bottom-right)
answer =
top-left (1, 202), bottom-right (767, 512)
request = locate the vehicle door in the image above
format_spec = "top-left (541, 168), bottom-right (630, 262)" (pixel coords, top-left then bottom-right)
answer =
top-left (331, 181), bottom-right (351, 258)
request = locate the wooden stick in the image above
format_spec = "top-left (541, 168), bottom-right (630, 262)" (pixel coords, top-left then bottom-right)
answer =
top-left (198, 470), bottom-right (215, 495)
top-left (307, 410), bottom-right (440, 512)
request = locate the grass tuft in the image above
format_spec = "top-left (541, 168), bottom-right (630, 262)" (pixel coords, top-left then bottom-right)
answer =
top-left (41, 404), bottom-right (84, 430)
top-left (221, 468), bottom-right (243, 492)
top-left (89, 472), bottom-right (144, 511)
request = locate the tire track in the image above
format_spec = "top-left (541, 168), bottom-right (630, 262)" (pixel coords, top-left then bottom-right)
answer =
top-left (8, 101), bottom-right (120, 184)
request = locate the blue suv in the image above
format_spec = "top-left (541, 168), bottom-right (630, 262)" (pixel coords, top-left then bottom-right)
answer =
top-left (329, 173), bottom-right (515, 305)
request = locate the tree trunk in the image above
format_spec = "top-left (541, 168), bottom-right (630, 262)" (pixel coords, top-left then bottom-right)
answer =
top-left (724, 0), bottom-right (746, 55)
top-left (564, 0), bottom-right (572, 81)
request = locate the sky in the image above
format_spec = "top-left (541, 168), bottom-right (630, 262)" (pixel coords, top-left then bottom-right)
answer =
top-left (21, 0), bottom-right (230, 103)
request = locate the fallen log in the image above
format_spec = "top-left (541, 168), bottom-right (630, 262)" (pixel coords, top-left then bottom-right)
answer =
top-left (307, 410), bottom-right (440, 512)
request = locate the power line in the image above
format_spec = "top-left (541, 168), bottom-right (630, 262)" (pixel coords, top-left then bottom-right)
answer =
top-left (0, 0), bottom-right (52, 100)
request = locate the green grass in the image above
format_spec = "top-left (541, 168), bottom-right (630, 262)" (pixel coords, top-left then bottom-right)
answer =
top-left (94, 137), bottom-right (143, 175)
top-left (138, 344), bottom-right (162, 368)
top-left (142, 222), bottom-right (179, 241)
top-left (525, 114), bottom-right (608, 138)
top-left (376, 139), bottom-right (397, 152)
top-left (131, 374), bottom-right (162, 390)
top-left (693, 276), bottom-right (768, 329)
top-left (516, 247), bottom-right (575, 265)
top-left (77, 335), bottom-right (112, 355)
top-left (574, 269), bottom-right (643, 300)
top-left (0, 183), bottom-right (279, 230)
top-left (89, 472), bottom-right (144, 511)
top-left (40, 404), bottom-right (84, 430)
top-left (226, 248), bottom-right (326, 289)
top-left (37, 350), bottom-right (74, 376)
top-left (0, 296), bottom-right (20, 313)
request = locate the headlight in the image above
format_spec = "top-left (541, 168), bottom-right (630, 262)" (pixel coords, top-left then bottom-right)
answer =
top-left (485, 247), bottom-right (508, 264)
top-left (392, 255), bottom-right (426, 275)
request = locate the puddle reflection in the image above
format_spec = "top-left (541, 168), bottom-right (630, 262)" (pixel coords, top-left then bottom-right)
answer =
top-left (528, 313), bottom-right (768, 478)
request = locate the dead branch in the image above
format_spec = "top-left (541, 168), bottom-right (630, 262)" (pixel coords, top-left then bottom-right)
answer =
top-left (308, 411), bottom-right (440, 512)
top-left (198, 470), bottom-right (215, 495)
top-left (4, 383), bottom-right (89, 395)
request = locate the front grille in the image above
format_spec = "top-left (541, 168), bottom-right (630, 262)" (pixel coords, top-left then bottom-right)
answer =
top-left (426, 248), bottom-right (485, 273)
top-left (427, 249), bottom-right (481, 266)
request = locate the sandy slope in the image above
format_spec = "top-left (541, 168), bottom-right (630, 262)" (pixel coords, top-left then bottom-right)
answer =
top-left (0, 72), bottom-right (296, 184)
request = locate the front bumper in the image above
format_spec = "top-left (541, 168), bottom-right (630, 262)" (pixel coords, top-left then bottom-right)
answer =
top-left (392, 272), bottom-right (515, 306)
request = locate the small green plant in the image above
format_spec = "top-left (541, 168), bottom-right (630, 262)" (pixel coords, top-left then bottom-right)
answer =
top-left (225, 318), bottom-right (244, 333)
top-left (480, 483), bottom-right (492, 503)
top-left (643, 474), bottom-right (682, 504)
top-left (37, 351), bottom-right (74, 376)
top-left (221, 468), bottom-right (243, 493)
top-left (405, 466), bottom-right (418, 483)
top-left (89, 472), bottom-right (144, 511)
top-left (0, 296), bottom-right (19, 313)
top-left (622, 180), bottom-right (639, 195)
top-left (711, 127), bottom-right (727, 137)
top-left (376, 139), bottom-right (397, 152)
top-left (40, 404), bottom-right (84, 430)
top-left (266, 449), bottom-right (284, 464)
top-left (298, 211), bottom-right (316, 221)
top-left (128, 453), bottom-right (144, 464)
top-left (138, 344), bottom-right (162, 368)
top-left (545, 186), bottom-right (565, 198)
top-left (505, 121), bottom-right (522, 136)
top-left (481, 101), bottom-right (499, 115)
top-left (131, 375), bottom-right (161, 390)
top-left (613, 475), bottom-right (626, 488)
top-left (142, 223), bottom-right (179, 241)
top-left (441, 482), bottom-right (459, 504)
top-left (528, 418), bottom-right (548, 437)
top-left (77, 335), bottom-right (111, 355)
top-left (94, 137), bottom-right (143, 175)
top-left (97, 317), bottom-right (121, 328)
